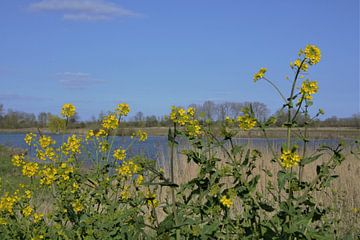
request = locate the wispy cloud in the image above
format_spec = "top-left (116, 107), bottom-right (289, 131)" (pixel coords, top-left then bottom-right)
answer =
top-left (57, 72), bottom-right (105, 89)
top-left (29, 0), bottom-right (141, 21)
top-left (0, 93), bottom-right (52, 102)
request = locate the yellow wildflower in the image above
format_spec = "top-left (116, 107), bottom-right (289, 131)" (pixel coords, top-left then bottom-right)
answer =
top-left (22, 205), bottom-right (33, 217)
top-left (99, 141), bottom-right (110, 153)
top-left (116, 161), bottom-right (140, 177)
top-left (304, 44), bottom-right (321, 65)
top-left (71, 200), bottom-right (83, 214)
top-left (116, 103), bottom-right (130, 117)
top-left (253, 68), bottom-right (267, 82)
top-left (0, 192), bottom-right (20, 214)
top-left (33, 213), bottom-right (44, 223)
top-left (0, 217), bottom-right (7, 225)
top-left (102, 114), bottom-right (119, 130)
top-left (237, 114), bottom-right (257, 130)
top-left (40, 167), bottom-right (57, 185)
top-left (146, 191), bottom-right (159, 207)
top-left (11, 154), bottom-right (24, 167)
top-left (39, 135), bottom-right (55, 149)
top-left (113, 148), bottom-right (126, 161)
top-left (71, 182), bottom-right (79, 193)
top-left (300, 80), bottom-right (318, 101)
top-left (292, 59), bottom-right (309, 72)
top-left (25, 190), bottom-right (32, 199)
top-left (280, 149), bottom-right (301, 168)
top-left (61, 103), bottom-right (76, 118)
top-left (86, 130), bottom-right (94, 141)
top-left (22, 162), bottom-right (39, 177)
top-left (220, 195), bottom-right (233, 208)
top-left (24, 133), bottom-right (36, 146)
top-left (136, 175), bottom-right (144, 185)
top-left (137, 130), bottom-right (148, 142)
top-left (95, 129), bottom-right (108, 137)
top-left (62, 134), bottom-right (81, 155)
top-left (120, 186), bottom-right (130, 200)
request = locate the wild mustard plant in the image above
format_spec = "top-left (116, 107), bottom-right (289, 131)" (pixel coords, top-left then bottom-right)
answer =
top-left (0, 45), bottom-right (351, 239)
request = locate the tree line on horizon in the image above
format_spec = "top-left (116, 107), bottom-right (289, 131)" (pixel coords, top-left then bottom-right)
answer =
top-left (0, 101), bottom-right (359, 129)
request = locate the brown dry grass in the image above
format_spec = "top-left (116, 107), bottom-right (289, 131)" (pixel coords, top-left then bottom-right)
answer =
top-left (155, 142), bottom-right (360, 236)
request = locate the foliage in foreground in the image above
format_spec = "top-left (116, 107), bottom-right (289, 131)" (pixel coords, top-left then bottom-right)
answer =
top-left (0, 45), bottom-right (358, 239)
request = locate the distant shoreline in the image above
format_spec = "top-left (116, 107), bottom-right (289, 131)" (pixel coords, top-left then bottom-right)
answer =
top-left (0, 127), bottom-right (358, 139)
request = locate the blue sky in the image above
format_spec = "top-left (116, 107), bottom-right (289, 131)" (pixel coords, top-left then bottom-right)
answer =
top-left (0, 0), bottom-right (359, 120)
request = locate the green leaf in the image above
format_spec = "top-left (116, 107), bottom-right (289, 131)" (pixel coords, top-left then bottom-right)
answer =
top-left (301, 153), bottom-right (323, 165)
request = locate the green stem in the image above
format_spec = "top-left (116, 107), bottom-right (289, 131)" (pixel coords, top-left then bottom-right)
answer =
top-left (170, 123), bottom-right (180, 240)
top-left (263, 77), bottom-right (287, 103)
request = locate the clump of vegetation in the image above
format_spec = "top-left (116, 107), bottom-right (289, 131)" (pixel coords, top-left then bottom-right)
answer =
top-left (0, 45), bottom-right (358, 239)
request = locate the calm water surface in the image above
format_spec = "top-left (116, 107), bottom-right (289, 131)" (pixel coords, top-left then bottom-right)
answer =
top-left (0, 133), bottom-right (348, 161)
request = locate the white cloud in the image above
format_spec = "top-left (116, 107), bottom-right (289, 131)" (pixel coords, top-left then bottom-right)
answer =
top-left (57, 72), bottom-right (105, 89)
top-left (29, 0), bottom-right (140, 21)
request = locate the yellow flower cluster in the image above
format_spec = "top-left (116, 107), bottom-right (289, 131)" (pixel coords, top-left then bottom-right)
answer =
top-left (0, 191), bottom-right (20, 214)
top-left (116, 103), bottom-right (130, 117)
top-left (116, 161), bottom-right (140, 177)
top-left (253, 68), bottom-right (267, 82)
top-left (220, 195), bottom-right (233, 208)
top-left (99, 141), bottom-right (110, 153)
top-left (85, 130), bottom-right (94, 141)
top-left (136, 130), bottom-right (148, 142)
top-left (136, 175), bottom-right (144, 185)
top-left (22, 162), bottom-right (39, 177)
top-left (61, 103), bottom-right (76, 118)
top-left (146, 191), bottom-right (159, 207)
top-left (280, 149), bottom-right (301, 168)
top-left (102, 114), bottom-right (119, 130)
top-left (113, 148), bottom-right (126, 161)
top-left (300, 80), bottom-right (319, 100)
top-left (33, 213), bottom-right (44, 223)
top-left (71, 200), bottom-right (83, 214)
top-left (170, 107), bottom-right (201, 137)
top-left (59, 163), bottom-right (74, 181)
top-left (39, 135), bottom-right (55, 149)
top-left (11, 154), bottom-right (24, 167)
top-left (291, 59), bottom-right (309, 72)
top-left (304, 44), bottom-right (321, 65)
top-left (237, 114), bottom-right (257, 130)
top-left (40, 167), bottom-right (57, 185)
top-left (24, 133), bottom-right (37, 146)
top-left (62, 134), bottom-right (81, 155)
top-left (120, 186), bottom-right (130, 200)
top-left (95, 129), bottom-right (108, 138)
top-left (22, 205), bottom-right (33, 217)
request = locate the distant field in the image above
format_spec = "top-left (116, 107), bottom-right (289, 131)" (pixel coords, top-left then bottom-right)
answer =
top-left (0, 127), bottom-right (358, 139)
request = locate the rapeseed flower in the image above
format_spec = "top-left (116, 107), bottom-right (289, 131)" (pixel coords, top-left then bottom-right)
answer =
top-left (22, 205), bottom-right (33, 217)
top-left (220, 195), bottom-right (233, 208)
top-left (22, 162), bottom-right (39, 177)
top-left (61, 103), bottom-right (76, 118)
top-left (237, 114), bottom-right (257, 130)
top-left (304, 44), bottom-right (321, 65)
top-left (39, 135), bottom-right (55, 149)
top-left (24, 133), bottom-right (36, 146)
top-left (280, 149), bottom-right (301, 168)
top-left (33, 213), bottom-right (44, 223)
top-left (113, 148), bottom-right (126, 161)
top-left (71, 200), bottom-right (83, 214)
top-left (253, 68), bottom-right (267, 82)
top-left (300, 80), bottom-right (319, 100)
top-left (102, 114), bottom-right (119, 130)
top-left (11, 154), bottom-right (24, 167)
top-left (62, 134), bottom-right (81, 155)
top-left (116, 103), bottom-right (130, 117)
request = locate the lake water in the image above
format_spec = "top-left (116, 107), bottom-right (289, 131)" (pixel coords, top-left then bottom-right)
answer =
top-left (0, 133), bottom-right (350, 162)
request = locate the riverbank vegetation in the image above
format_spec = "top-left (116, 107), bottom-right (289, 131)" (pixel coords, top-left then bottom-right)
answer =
top-left (0, 45), bottom-right (359, 239)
